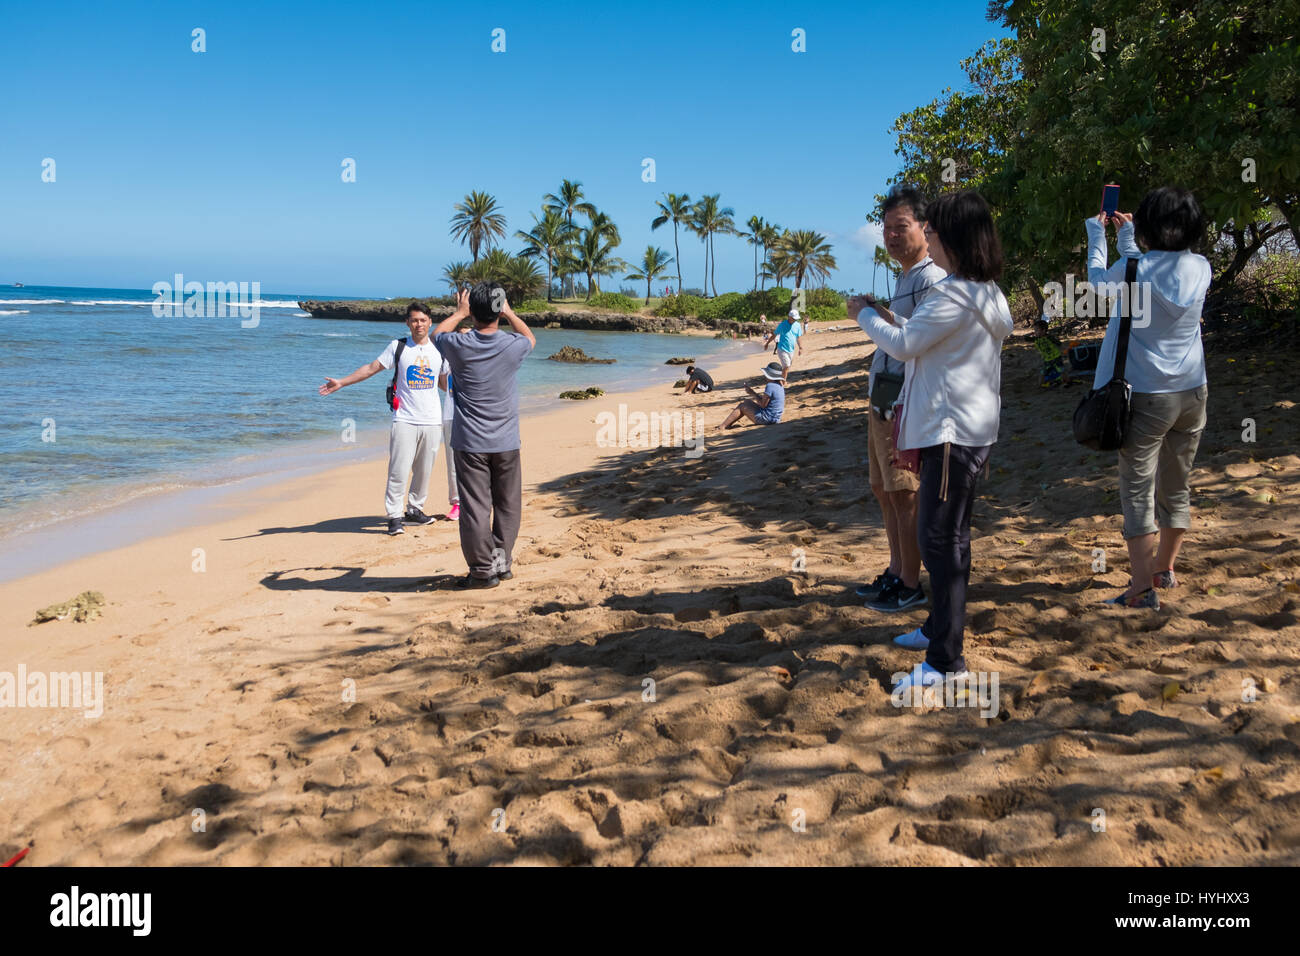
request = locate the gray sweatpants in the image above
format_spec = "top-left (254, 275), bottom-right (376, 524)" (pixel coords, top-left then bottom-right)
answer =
top-left (454, 448), bottom-right (522, 578)
top-left (1117, 385), bottom-right (1208, 538)
top-left (385, 421), bottom-right (442, 518)
top-left (443, 417), bottom-right (459, 503)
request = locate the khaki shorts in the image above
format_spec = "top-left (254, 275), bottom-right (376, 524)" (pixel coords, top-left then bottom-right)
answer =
top-left (1118, 385), bottom-right (1208, 538)
top-left (868, 411), bottom-right (920, 492)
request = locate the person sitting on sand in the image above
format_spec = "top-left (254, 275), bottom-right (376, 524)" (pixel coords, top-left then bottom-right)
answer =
top-left (1033, 315), bottom-right (1068, 388)
top-left (318, 300), bottom-right (447, 536)
top-left (852, 190), bottom-right (1013, 697)
top-left (721, 363), bottom-right (785, 428)
top-left (762, 309), bottom-right (804, 382)
top-left (1088, 187), bottom-right (1211, 610)
top-left (683, 365), bottom-right (713, 394)
top-left (433, 283), bottom-right (536, 589)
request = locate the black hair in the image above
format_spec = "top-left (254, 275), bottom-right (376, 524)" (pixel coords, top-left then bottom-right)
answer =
top-left (880, 184), bottom-right (927, 223)
top-left (1134, 187), bottom-right (1204, 252)
top-left (406, 300), bottom-right (429, 317)
top-left (924, 190), bottom-right (1003, 282)
top-left (469, 281), bottom-right (504, 323)
top-left (685, 365), bottom-right (695, 374)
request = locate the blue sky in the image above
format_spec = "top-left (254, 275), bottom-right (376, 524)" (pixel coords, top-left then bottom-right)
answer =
top-left (0, 0), bottom-right (1010, 297)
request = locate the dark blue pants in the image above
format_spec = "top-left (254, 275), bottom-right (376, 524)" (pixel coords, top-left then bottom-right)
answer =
top-left (917, 443), bottom-right (991, 673)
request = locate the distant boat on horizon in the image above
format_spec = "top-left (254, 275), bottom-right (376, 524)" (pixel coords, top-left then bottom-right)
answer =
top-left (13, 282), bottom-right (23, 287)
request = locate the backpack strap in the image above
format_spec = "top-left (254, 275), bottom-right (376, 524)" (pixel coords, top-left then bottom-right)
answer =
top-left (391, 337), bottom-right (406, 391)
top-left (1111, 257), bottom-right (1139, 382)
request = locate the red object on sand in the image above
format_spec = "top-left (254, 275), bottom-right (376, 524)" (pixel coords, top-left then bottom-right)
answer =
top-left (3, 847), bottom-right (30, 867)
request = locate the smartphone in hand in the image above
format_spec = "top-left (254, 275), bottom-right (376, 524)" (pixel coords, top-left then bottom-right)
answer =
top-left (1101, 183), bottom-right (1120, 218)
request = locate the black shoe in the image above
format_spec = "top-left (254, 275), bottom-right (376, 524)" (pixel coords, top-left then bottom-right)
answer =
top-left (387, 517), bottom-right (404, 536)
top-left (855, 571), bottom-right (898, 599)
top-left (404, 506), bottom-right (435, 525)
top-left (867, 582), bottom-right (927, 613)
top-left (458, 574), bottom-right (499, 589)
top-left (498, 570), bottom-right (514, 581)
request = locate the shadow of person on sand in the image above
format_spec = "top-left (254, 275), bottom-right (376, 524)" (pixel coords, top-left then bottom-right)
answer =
top-left (260, 566), bottom-right (464, 593)
top-left (225, 515), bottom-right (391, 540)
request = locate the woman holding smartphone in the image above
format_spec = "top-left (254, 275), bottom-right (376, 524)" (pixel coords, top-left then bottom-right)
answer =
top-left (851, 190), bottom-right (1013, 695)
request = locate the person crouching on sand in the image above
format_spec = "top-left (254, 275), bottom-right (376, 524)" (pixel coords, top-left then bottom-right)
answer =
top-left (722, 362), bottom-right (785, 428)
top-left (683, 365), bottom-right (713, 394)
top-left (432, 283), bottom-right (536, 589)
top-left (852, 190), bottom-right (1013, 698)
top-left (319, 300), bottom-right (448, 536)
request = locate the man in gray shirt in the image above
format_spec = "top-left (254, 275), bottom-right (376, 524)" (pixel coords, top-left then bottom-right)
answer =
top-left (847, 185), bottom-right (946, 612)
top-left (433, 282), bottom-right (536, 588)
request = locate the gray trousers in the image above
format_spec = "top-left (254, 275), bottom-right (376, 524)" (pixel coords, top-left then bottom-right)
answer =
top-left (453, 448), bottom-right (522, 578)
top-left (385, 421), bottom-right (442, 518)
top-left (443, 418), bottom-right (459, 503)
top-left (1118, 385), bottom-right (1208, 538)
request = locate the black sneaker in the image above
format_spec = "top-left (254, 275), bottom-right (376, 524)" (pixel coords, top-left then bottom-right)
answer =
top-left (404, 506), bottom-right (435, 525)
top-left (387, 517), bottom-right (404, 536)
top-left (855, 571), bottom-right (898, 599)
top-left (498, 570), bottom-right (514, 581)
top-left (458, 574), bottom-right (499, 589)
top-left (867, 582), bottom-right (927, 612)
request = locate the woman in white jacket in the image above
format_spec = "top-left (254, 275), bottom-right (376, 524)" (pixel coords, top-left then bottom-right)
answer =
top-left (1088, 187), bottom-right (1211, 609)
top-left (852, 191), bottom-right (1013, 693)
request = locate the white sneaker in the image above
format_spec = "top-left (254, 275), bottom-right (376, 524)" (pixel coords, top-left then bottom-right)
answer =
top-left (891, 661), bottom-right (971, 698)
top-left (892, 627), bottom-right (930, 650)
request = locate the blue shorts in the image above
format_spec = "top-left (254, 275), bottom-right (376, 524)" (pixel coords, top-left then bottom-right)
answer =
top-left (753, 409), bottom-right (782, 425)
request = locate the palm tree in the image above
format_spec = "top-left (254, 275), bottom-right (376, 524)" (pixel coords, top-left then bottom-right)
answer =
top-left (442, 260), bottom-right (472, 292)
top-left (501, 255), bottom-right (545, 304)
top-left (741, 215), bottom-right (767, 291)
top-left (466, 248), bottom-right (514, 284)
top-left (758, 223), bottom-right (781, 290)
top-left (572, 227), bottom-right (626, 300)
top-left (449, 191), bottom-right (507, 262)
top-left (516, 209), bottom-right (572, 302)
top-left (780, 230), bottom-right (837, 290)
top-left (873, 245), bottom-right (897, 297)
top-left (586, 209), bottom-right (621, 246)
top-left (544, 180), bottom-right (596, 298)
top-left (763, 245), bottom-right (792, 290)
top-left (625, 246), bottom-right (675, 303)
top-left (689, 194), bottom-right (735, 297)
top-left (650, 192), bottom-right (692, 295)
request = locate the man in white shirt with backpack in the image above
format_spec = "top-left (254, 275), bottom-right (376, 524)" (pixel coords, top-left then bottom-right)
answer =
top-left (319, 300), bottom-right (447, 535)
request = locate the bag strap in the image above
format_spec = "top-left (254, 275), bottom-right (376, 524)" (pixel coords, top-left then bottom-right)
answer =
top-left (1111, 257), bottom-right (1139, 382)
top-left (391, 338), bottom-right (406, 390)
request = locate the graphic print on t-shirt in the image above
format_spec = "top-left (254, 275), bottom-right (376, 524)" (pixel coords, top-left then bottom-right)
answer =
top-left (407, 355), bottom-right (438, 389)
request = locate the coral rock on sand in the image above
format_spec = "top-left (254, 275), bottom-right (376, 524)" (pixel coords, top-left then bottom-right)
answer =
top-left (30, 591), bottom-right (105, 625)
top-left (548, 346), bottom-right (615, 364)
top-left (664, 357), bottom-right (696, 365)
top-left (559, 387), bottom-right (605, 400)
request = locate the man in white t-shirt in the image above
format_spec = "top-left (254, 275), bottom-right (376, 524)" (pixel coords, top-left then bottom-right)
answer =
top-left (319, 301), bottom-right (447, 535)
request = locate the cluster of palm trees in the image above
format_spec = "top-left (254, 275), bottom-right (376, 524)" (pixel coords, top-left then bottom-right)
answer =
top-left (444, 182), bottom-right (838, 305)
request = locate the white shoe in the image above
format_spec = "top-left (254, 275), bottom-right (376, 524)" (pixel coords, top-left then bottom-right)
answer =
top-left (893, 627), bottom-right (930, 650)
top-left (891, 661), bottom-right (970, 695)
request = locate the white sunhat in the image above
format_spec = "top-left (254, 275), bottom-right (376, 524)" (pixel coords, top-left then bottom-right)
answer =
top-left (788, 308), bottom-right (801, 320)
top-left (761, 362), bottom-right (785, 381)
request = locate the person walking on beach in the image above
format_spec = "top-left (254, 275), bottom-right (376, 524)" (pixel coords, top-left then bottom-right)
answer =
top-left (762, 308), bottom-right (804, 382)
top-left (318, 301), bottom-right (446, 536)
top-left (854, 185), bottom-right (947, 613)
top-left (1088, 187), bottom-right (1211, 610)
top-left (433, 283), bottom-right (536, 588)
top-left (852, 190), bottom-right (1013, 696)
top-left (721, 362), bottom-right (785, 428)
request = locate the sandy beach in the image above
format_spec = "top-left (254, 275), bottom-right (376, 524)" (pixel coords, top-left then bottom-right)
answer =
top-left (2, 326), bottom-right (1298, 866)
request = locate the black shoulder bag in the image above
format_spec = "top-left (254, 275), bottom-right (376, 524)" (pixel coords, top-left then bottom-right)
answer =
top-left (385, 338), bottom-right (406, 410)
top-left (1072, 257), bottom-right (1138, 450)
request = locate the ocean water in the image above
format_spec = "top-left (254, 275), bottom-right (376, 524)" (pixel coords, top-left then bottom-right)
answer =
top-left (0, 285), bottom-right (747, 540)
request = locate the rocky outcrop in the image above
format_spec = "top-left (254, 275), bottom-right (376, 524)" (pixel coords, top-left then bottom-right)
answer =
top-left (548, 346), bottom-right (615, 364)
top-left (297, 301), bottom-right (767, 337)
top-left (664, 356), bottom-right (696, 365)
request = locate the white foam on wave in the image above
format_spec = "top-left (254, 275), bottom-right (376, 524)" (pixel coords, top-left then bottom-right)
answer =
top-left (0, 298), bottom-right (65, 304)
top-left (0, 309), bottom-right (30, 315)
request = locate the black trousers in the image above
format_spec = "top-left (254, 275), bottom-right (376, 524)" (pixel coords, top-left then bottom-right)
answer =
top-left (453, 449), bottom-right (522, 579)
top-left (917, 443), bottom-right (991, 673)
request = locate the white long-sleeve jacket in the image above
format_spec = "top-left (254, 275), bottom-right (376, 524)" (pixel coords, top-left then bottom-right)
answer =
top-left (856, 275), bottom-right (1014, 450)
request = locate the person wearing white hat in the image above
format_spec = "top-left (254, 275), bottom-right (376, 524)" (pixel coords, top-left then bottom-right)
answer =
top-left (721, 362), bottom-right (786, 428)
top-left (762, 308), bottom-right (804, 383)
